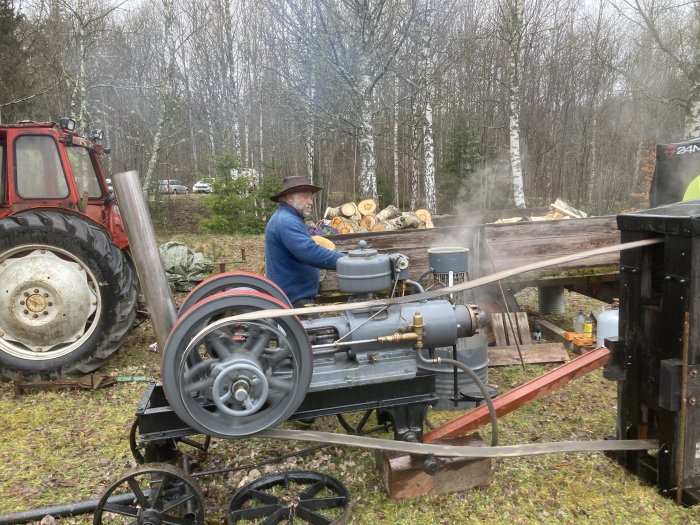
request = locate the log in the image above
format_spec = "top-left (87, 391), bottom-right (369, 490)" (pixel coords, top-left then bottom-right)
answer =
top-left (330, 216), bottom-right (344, 229)
top-left (340, 202), bottom-right (358, 217)
top-left (371, 223), bottom-right (387, 232)
top-left (324, 206), bottom-right (342, 219)
top-left (359, 215), bottom-right (377, 230)
top-left (358, 199), bottom-right (378, 216)
top-left (414, 209), bottom-right (432, 223)
top-left (399, 212), bottom-right (422, 229)
top-left (336, 219), bottom-right (355, 234)
top-left (376, 204), bottom-right (401, 222)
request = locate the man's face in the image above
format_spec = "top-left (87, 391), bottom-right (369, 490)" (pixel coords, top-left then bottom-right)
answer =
top-left (285, 191), bottom-right (314, 217)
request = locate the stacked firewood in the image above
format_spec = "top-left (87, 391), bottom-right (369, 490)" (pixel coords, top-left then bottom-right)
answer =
top-left (322, 199), bottom-right (434, 233)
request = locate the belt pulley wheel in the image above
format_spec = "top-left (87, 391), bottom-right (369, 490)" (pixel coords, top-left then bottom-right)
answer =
top-left (93, 463), bottom-right (205, 525)
top-left (161, 290), bottom-right (313, 439)
top-left (178, 272), bottom-right (291, 317)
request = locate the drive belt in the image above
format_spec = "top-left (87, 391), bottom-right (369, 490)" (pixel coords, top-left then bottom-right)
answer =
top-left (258, 428), bottom-right (658, 458)
top-left (227, 237), bottom-right (662, 322)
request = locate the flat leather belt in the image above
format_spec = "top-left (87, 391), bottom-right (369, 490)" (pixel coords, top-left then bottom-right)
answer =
top-left (258, 428), bottom-right (657, 458)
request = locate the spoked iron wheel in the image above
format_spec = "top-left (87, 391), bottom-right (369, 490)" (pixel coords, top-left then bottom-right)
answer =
top-left (129, 419), bottom-right (179, 465)
top-left (227, 471), bottom-right (350, 524)
top-left (93, 463), bottom-right (205, 525)
top-left (336, 410), bottom-right (376, 435)
top-left (161, 290), bottom-right (313, 439)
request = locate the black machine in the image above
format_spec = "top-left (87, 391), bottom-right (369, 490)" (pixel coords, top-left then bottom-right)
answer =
top-left (607, 199), bottom-right (700, 504)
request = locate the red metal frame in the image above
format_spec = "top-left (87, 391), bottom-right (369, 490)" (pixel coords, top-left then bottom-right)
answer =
top-left (424, 346), bottom-right (611, 443)
top-left (0, 121), bottom-right (129, 249)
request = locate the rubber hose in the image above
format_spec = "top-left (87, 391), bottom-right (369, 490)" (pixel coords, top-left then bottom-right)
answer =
top-left (418, 351), bottom-right (498, 446)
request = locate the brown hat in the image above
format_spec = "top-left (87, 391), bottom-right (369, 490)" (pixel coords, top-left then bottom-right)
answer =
top-left (270, 176), bottom-right (322, 202)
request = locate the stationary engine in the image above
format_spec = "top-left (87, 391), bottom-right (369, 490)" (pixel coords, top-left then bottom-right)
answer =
top-left (157, 239), bottom-right (481, 441)
top-left (304, 241), bottom-right (479, 392)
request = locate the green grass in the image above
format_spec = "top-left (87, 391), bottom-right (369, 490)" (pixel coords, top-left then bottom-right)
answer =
top-left (1, 238), bottom-right (700, 524)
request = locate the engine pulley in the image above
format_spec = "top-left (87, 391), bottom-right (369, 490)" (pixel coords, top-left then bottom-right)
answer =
top-left (161, 290), bottom-right (313, 439)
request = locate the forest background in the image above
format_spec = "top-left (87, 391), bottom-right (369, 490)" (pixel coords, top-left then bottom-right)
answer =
top-left (2, 0), bottom-right (699, 217)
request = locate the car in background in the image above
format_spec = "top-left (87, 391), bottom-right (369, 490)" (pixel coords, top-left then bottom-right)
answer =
top-left (105, 178), bottom-right (114, 193)
top-left (192, 180), bottom-right (213, 194)
top-left (158, 179), bottom-right (188, 194)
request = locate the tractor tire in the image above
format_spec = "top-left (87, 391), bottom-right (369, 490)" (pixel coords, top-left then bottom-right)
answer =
top-left (0, 211), bottom-right (137, 380)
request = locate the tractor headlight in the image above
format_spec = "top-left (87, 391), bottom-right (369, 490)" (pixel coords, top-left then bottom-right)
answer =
top-left (59, 117), bottom-right (76, 131)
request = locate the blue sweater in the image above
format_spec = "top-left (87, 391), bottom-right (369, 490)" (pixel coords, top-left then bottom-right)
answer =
top-left (265, 203), bottom-right (344, 304)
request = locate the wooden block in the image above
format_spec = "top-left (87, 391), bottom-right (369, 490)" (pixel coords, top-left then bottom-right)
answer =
top-left (487, 343), bottom-right (570, 366)
top-left (376, 434), bottom-right (492, 499)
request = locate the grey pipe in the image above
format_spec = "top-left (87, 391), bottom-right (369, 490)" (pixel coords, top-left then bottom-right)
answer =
top-left (0, 494), bottom-right (138, 524)
top-left (112, 171), bottom-right (177, 350)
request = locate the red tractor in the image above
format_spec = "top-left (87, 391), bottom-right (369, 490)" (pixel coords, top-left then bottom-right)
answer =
top-left (0, 118), bottom-right (137, 379)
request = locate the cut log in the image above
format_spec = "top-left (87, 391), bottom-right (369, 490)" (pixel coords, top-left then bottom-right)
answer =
top-left (376, 204), bottom-right (401, 222)
top-left (358, 198), bottom-right (378, 216)
top-left (330, 216), bottom-right (344, 229)
top-left (422, 220), bottom-right (434, 229)
top-left (336, 219), bottom-right (356, 234)
top-left (371, 223), bottom-right (387, 232)
top-left (399, 212), bottom-right (422, 228)
top-left (324, 206), bottom-right (342, 219)
top-left (414, 209), bottom-right (432, 223)
top-left (340, 202), bottom-right (358, 217)
top-left (360, 214), bottom-right (377, 230)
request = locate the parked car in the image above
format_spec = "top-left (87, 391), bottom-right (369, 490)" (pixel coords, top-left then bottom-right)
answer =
top-left (158, 179), bottom-right (188, 194)
top-left (106, 178), bottom-right (114, 193)
top-left (192, 180), bottom-right (213, 194)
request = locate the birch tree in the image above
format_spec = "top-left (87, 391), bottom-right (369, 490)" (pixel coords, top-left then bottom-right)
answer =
top-left (614, 0), bottom-right (700, 138)
top-left (273, 0), bottom-right (417, 201)
top-left (498, 0), bottom-right (527, 208)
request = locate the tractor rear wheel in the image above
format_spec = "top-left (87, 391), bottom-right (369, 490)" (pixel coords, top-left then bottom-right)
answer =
top-left (0, 211), bottom-right (137, 380)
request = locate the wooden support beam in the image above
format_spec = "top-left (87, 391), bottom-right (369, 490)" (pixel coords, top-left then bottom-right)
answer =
top-left (424, 346), bottom-right (611, 443)
top-left (487, 343), bottom-right (569, 366)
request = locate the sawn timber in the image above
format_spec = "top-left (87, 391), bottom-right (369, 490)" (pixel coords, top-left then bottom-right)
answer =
top-left (320, 215), bottom-right (621, 302)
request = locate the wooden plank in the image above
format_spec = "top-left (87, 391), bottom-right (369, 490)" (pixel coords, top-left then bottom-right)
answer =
top-left (320, 216), bottom-right (620, 293)
top-left (536, 319), bottom-right (569, 344)
top-left (479, 216), bottom-right (620, 275)
top-left (491, 313), bottom-right (508, 346)
top-left (515, 312), bottom-right (531, 343)
top-left (424, 346), bottom-right (611, 443)
top-left (488, 343), bottom-right (569, 366)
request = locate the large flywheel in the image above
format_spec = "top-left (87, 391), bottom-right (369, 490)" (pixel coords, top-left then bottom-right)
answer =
top-left (162, 290), bottom-right (312, 439)
top-left (178, 272), bottom-right (291, 317)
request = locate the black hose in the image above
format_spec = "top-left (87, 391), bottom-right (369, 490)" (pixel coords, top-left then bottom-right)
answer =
top-left (418, 351), bottom-right (499, 446)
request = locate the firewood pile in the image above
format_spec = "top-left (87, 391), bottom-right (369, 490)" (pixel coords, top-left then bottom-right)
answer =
top-left (321, 199), bottom-right (434, 233)
top-left (493, 199), bottom-right (588, 223)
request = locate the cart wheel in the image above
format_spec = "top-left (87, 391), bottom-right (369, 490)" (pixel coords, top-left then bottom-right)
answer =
top-left (129, 418), bottom-right (179, 465)
top-left (336, 410), bottom-right (375, 435)
top-left (93, 463), bottom-right (205, 525)
top-left (227, 471), bottom-right (350, 524)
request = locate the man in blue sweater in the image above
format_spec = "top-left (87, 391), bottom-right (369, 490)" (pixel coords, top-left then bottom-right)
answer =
top-left (265, 176), bottom-right (344, 307)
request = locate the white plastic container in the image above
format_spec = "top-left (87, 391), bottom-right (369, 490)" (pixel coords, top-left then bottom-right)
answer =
top-left (597, 305), bottom-right (619, 348)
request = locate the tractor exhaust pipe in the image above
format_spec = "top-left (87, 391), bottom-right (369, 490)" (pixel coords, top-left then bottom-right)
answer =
top-left (112, 171), bottom-right (177, 350)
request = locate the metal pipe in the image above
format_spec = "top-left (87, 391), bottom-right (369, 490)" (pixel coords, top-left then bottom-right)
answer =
top-left (0, 494), bottom-right (138, 525)
top-left (112, 171), bottom-right (177, 350)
